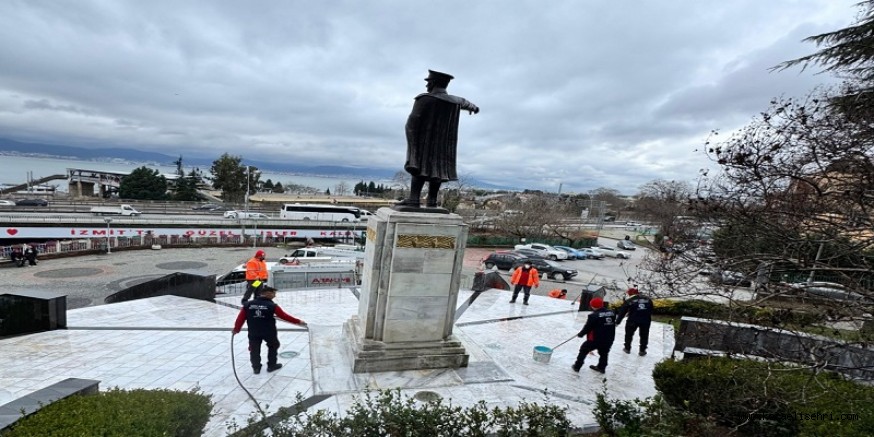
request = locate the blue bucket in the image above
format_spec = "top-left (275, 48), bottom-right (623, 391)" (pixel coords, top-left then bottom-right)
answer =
top-left (533, 345), bottom-right (553, 363)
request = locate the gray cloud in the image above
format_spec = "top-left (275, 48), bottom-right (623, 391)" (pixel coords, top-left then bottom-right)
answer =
top-left (0, 0), bottom-right (860, 193)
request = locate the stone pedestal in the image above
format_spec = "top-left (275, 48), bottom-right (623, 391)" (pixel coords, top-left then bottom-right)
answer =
top-left (346, 207), bottom-right (469, 373)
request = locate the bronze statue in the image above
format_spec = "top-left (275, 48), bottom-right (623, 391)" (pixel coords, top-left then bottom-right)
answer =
top-left (394, 70), bottom-right (479, 212)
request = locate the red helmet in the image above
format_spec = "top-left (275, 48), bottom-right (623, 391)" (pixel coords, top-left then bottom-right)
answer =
top-left (590, 297), bottom-right (604, 309)
top-left (255, 250), bottom-right (266, 259)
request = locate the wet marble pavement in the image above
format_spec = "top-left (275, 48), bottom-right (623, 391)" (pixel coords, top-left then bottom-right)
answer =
top-left (0, 288), bottom-right (673, 435)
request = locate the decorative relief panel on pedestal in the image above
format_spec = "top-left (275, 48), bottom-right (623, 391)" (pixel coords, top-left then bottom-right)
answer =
top-left (395, 234), bottom-right (456, 249)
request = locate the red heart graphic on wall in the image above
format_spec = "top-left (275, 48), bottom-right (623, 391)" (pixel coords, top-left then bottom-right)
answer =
top-left (6, 228), bottom-right (18, 236)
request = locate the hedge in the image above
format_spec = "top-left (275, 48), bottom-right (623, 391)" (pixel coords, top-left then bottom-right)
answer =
top-left (3, 388), bottom-right (212, 437)
top-left (231, 389), bottom-right (572, 436)
top-left (608, 298), bottom-right (825, 329)
top-left (653, 357), bottom-right (874, 436)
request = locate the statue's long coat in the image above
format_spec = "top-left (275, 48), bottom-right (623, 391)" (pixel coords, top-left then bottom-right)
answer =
top-left (404, 91), bottom-right (475, 182)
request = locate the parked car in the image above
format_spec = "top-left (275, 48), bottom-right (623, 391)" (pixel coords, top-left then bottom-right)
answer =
top-left (577, 248), bottom-right (605, 260)
top-left (511, 248), bottom-right (546, 259)
top-left (511, 258), bottom-right (578, 281)
top-left (15, 198), bottom-right (48, 206)
top-left (553, 245), bottom-right (584, 260)
top-left (224, 210), bottom-right (269, 219)
top-left (513, 243), bottom-right (568, 260)
top-left (0, 199), bottom-right (15, 206)
top-left (482, 252), bottom-right (526, 270)
top-left (785, 282), bottom-right (869, 303)
top-left (593, 245), bottom-right (630, 259)
top-left (709, 270), bottom-right (752, 287)
top-left (617, 240), bottom-right (636, 250)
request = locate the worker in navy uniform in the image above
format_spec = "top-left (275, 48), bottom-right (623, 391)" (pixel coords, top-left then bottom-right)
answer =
top-left (615, 286), bottom-right (654, 356)
top-left (23, 245), bottom-right (38, 266)
top-left (396, 70), bottom-right (479, 209)
top-left (572, 297), bottom-right (616, 374)
top-left (232, 286), bottom-right (307, 374)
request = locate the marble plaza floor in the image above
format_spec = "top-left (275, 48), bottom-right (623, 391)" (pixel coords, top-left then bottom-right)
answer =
top-left (0, 287), bottom-right (674, 435)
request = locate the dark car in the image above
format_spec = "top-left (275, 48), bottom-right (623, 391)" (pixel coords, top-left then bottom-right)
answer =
top-left (15, 198), bottom-right (48, 206)
top-left (511, 257), bottom-right (578, 281)
top-left (192, 203), bottom-right (220, 210)
top-left (482, 252), bottom-right (526, 270)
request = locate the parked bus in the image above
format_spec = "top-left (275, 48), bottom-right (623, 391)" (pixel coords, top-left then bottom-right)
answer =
top-left (279, 203), bottom-right (362, 222)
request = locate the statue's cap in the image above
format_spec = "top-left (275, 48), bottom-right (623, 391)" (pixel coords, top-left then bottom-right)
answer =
top-left (425, 70), bottom-right (454, 83)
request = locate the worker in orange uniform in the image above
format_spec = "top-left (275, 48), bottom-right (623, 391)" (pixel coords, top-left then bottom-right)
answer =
top-left (510, 261), bottom-right (540, 305)
top-left (548, 289), bottom-right (568, 299)
top-left (241, 249), bottom-right (268, 304)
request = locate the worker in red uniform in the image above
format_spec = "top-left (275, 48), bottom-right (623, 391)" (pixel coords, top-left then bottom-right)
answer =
top-left (232, 286), bottom-right (307, 374)
top-left (510, 262), bottom-right (540, 305)
top-left (241, 249), bottom-right (268, 304)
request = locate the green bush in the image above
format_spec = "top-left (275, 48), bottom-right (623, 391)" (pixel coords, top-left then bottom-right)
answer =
top-left (653, 358), bottom-right (874, 436)
top-left (231, 389), bottom-right (571, 436)
top-left (3, 387), bottom-right (212, 437)
top-left (650, 299), bottom-right (824, 329)
top-left (594, 390), bottom-right (721, 437)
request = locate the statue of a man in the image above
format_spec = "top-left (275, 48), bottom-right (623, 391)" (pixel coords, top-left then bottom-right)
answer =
top-left (395, 70), bottom-right (479, 210)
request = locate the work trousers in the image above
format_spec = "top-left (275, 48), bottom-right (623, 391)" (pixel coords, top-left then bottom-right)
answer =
top-left (248, 334), bottom-right (280, 370)
top-left (624, 320), bottom-right (651, 353)
top-left (573, 340), bottom-right (611, 371)
top-left (512, 284), bottom-right (532, 302)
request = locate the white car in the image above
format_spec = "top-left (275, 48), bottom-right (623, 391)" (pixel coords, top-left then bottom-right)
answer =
top-left (513, 243), bottom-right (568, 260)
top-left (0, 199), bottom-right (15, 206)
top-left (592, 246), bottom-right (630, 259)
top-left (224, 210), bottom-right (269, 219)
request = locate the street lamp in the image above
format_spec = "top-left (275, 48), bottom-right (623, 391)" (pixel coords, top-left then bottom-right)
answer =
top-left (244, 165), bottom-right (261, 213)
top-left (245, 165), bottom-right (251, 214)
top-left (104, 217), bottom-right (112, 254)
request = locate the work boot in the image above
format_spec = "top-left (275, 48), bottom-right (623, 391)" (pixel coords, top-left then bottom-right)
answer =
top-left (623, 347), bottom-right (630, 354)
top-left (267, 363), bottom-right (283, 373)
top-left (571, 365), bottom-right (581, 373)
top-left (589, 365), bottom-right (605, 374)
top-left (509, 299), bottom-right (516, 303)
top-left (253, 366), bottom-right (261, 375)
top-left (523, 301), bottom-right (529, 306)
top-left (639, 351), bottom-right (647, 356)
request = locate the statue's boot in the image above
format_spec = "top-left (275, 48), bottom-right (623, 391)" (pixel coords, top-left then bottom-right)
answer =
top-left (397, 197), bottom-right (421, 207)
top-left (426, 181), bottom-right (441, 207)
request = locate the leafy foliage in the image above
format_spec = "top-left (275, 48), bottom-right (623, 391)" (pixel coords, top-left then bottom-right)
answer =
top-left (653, 358), bottom-right (874, 437)
top-left (118, 166), bottom-right (167, 200)
top-left (594, 390), bottom-right (719, 437)
top-left (231, 389), bottom-right (571, 436)
top-left (172, 169), bottom-right (201, 201)
top-left (209, 154), bottom-right (259, 204)
top-left (4, 387), bottom-right (212, 437)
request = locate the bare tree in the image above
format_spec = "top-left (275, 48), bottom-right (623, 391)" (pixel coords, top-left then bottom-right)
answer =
top-left (635, 179), bottom-right (692, 241)
top-left (334, 181), bottom-right (350, 196)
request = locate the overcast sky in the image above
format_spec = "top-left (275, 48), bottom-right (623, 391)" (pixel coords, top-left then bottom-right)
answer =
top-left (0, 1), bottom-right (860, 194)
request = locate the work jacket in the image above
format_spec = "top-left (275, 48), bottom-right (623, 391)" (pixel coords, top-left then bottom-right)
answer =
top-left (511, 267), bottom-right (540, 287)
top-left (577, 307), bottom-right (617, 345)
top-left (245, 257), bottom-right (268, 281)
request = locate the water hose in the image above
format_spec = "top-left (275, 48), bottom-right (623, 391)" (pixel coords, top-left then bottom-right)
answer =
top-left (230, 333), bottom-right (269, 420)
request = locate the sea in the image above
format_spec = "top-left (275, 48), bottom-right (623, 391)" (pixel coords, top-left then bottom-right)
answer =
top-left (0, 155), bottom-right (391, 193)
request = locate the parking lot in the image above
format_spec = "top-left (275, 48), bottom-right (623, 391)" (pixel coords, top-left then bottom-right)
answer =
top-left (0, 237), bottom-right (648, 309)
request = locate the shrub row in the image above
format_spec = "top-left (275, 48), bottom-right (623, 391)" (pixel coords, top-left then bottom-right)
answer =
top-left (3, 388), bottom-right (212, 437)
top-left (231, 389), bottom-right (572, 436)
top-left (652, 357), bottom-right (874, 436)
